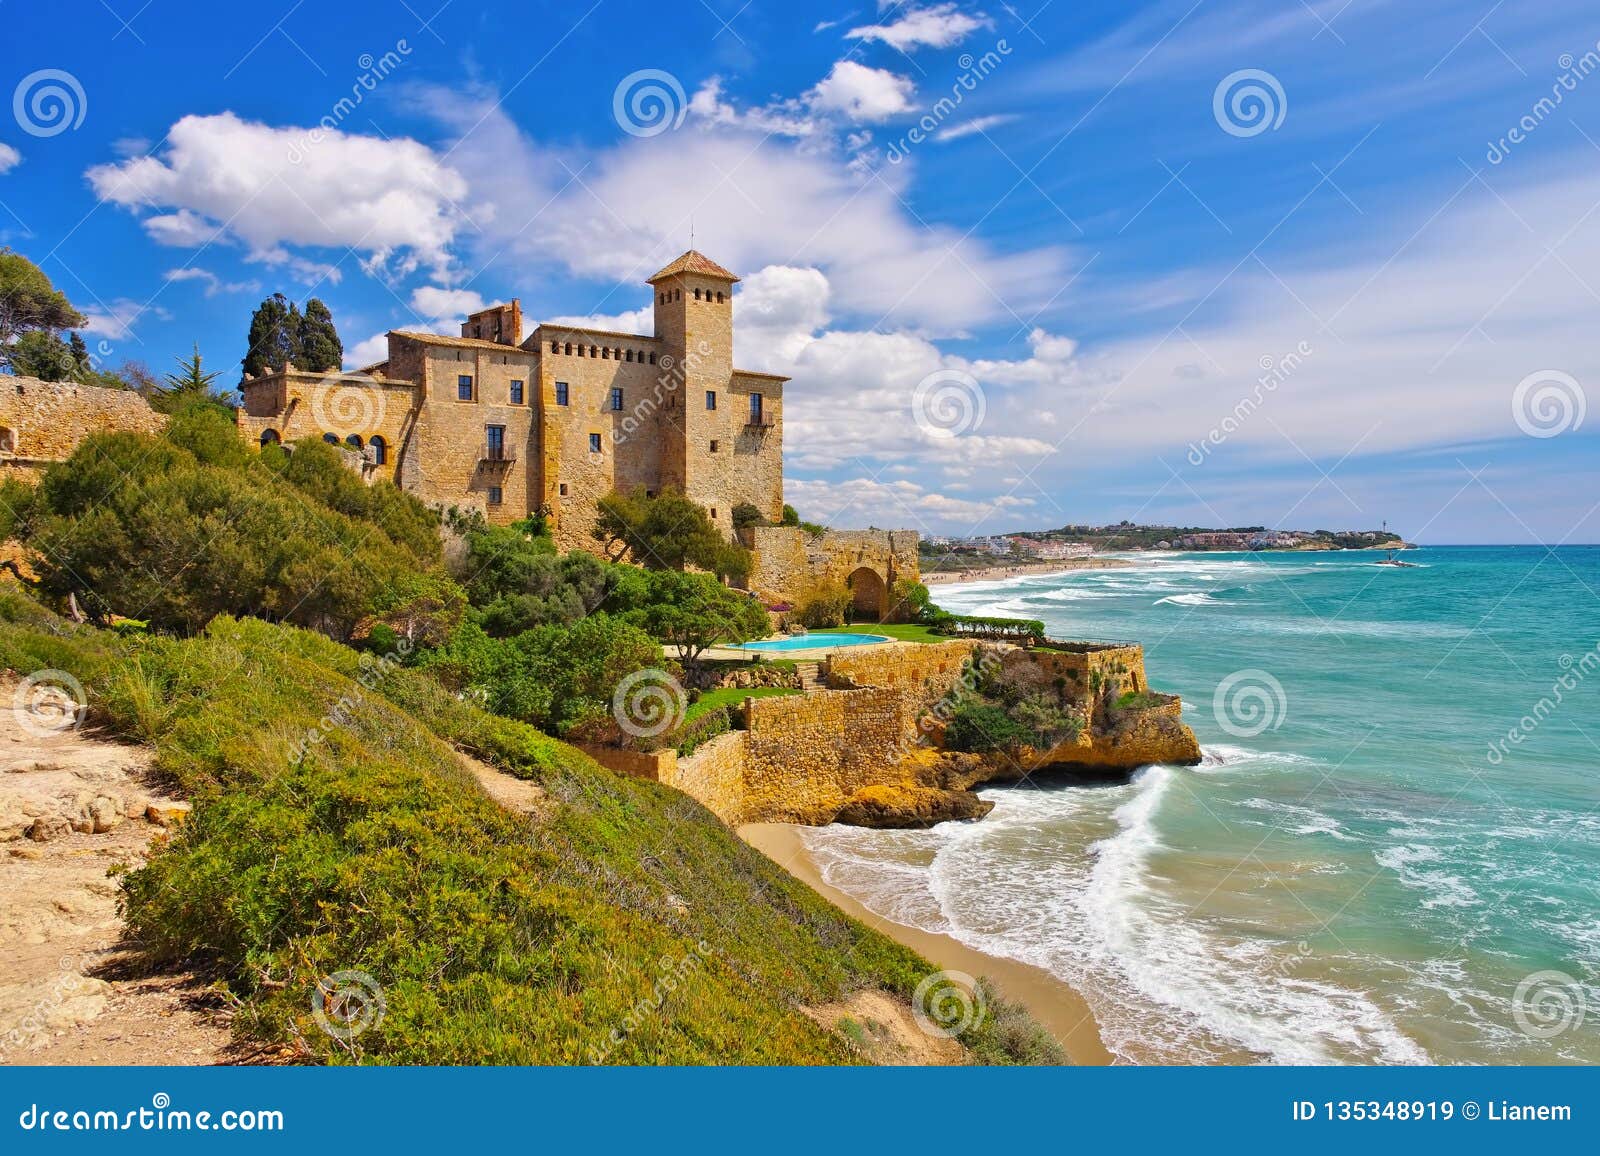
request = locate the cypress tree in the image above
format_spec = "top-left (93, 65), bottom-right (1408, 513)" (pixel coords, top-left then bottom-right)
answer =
top-left (298, 298), bottom-right (343, 372)
top-left (242, 294), bottom-right (302, 377)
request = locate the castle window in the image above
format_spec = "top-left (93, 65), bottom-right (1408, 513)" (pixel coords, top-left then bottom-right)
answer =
top-left (559, 483), bottom-right (568, 496)
top-left (625, 349), bottom-right (634, 363)
top-left (577, 345), bottom-right (585, 357)
top-left (590, 345), bottom-right (598, 358)
top-left (551, 340), bottom-right (560, 354)
top-left (709, 440), bottom-right (719, 453)
top-left (487, 485), bottom-right (503, 506)
top-left (323, 433), bottom-right (339, 445)
top-left (555, 381), bottom-right (569, 406)
top-left (710, 508), bottom-right (717, 519)
top-left (716, 291), bottom-right (724, 303)
top-left (258, 429), bottom-right (280, 447)
top-left (749, 392), bottom-right (763, 423)
top-left (370, 435), bottom-right (387, 465)
top-left (589, 433), bottom-right (602, 453)
top-left (457, 374), bottom-right (474, 401)
top-left (694, 287), bottom-right (701, 300)
top-left (705, 390), bottom-right (716, 410)
top-left (485, 425), bottom-right (506, 461)
top-left (565, 342), bottom-right (573, 355)
top-left (649, 353), bottom-right (657, 365)
top-left (601, 347), bottom-right (610, 360)
top-left (610, 387), bottom-right (624, 411)
top-left (346, 434), bottom-right (364, 450)
top-left (510, 379), bottom-right (524, 404)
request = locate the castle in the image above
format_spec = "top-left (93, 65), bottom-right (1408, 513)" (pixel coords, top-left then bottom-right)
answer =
top-left (234, 250), bottom-right (787, 555)
top-left (0, 251), bottom-right (920, 619)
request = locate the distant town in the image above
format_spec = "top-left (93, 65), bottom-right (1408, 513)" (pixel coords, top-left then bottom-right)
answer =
top-left (920, 523), bottom-right (1410, 568)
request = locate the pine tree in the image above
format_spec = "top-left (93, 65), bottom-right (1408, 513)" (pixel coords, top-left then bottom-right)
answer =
top-left (297, 298), bottom-right (343, 372)
top-left (155, 344), bottom-right (224, 413)
top-left (242, 294), bottom-right (302, 377)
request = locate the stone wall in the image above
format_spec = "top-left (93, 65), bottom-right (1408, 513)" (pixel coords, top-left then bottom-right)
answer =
top-left (0, 376), bottom-right (166, 469)
top-left (743, 526), bottom-right (921, 617)
top-left (1002, 641), bottom-right (1148, 699)
top-left (235, 369), bottom-right (416, 485)
top-left (659, 730), bottom-right (747, 824)
top-left (823, 640), bottom-right (977, 708)
top-left (738, 686), bottom-right (909, 823)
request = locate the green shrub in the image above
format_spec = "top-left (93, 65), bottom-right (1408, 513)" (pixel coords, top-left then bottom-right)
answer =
top-left (796, 578), bottom-right (851, 628)
top-left (945, 699), bottom-right (1034, 753)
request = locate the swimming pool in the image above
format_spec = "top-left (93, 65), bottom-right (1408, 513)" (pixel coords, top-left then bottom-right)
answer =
top-left (730, 633), bottom-right (890, 652)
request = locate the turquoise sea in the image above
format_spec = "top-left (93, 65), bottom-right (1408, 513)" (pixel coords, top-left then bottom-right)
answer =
top-left (800, 546), bottom-right (1600, 1064)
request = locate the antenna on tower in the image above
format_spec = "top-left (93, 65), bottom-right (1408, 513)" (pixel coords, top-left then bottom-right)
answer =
top-left (690, 216), bottom-right (695, 249)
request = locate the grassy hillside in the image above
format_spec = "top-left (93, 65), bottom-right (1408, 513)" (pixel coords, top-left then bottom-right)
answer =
top-left (0, 589), bottom-right (1058, 1064)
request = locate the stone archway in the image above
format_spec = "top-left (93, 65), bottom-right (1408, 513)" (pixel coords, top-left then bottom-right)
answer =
top-left (846, 566), bottom-right (887, 622)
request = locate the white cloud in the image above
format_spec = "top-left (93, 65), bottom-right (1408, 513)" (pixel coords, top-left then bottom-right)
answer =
top-left (846, 4), bottom-right (991, 51)
top-left (937, 113), bottom-right (1017, 141)
top-left (787, 475), bottom-right (1034, 534)
top-left (425, 95), bottom-right (1070, 334)
top-left (546, 304), bottom-right (654, 335)
top-left (86, 112), bottom-right (472, 280)
top-left (809, 61), bottom-right (916, 123)
top-left (410, 285), bottom-right (487, 328)
top-left (688, 79), bottom-right (819, 138)
top-left (163, 267), bottom-right (262, 297)
top-left (144, 209), bottom-right (218, 247)
top-left (345, 333), bottom-right (390, 370)
top-left (0, 143), bottom-right (20, 175)
top-left (79, 299), bottom-right (159, 340)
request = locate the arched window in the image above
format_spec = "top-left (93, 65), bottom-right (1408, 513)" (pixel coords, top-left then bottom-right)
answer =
top-left (694, 287), bottom-right (701, 300)
top-left (259, 428), bottom-right (280, 447)
top-left (370, 435), bottom-right (387, 465)
top-left (551, 340), bottom-right (560, 354)
top-left (590, 345), bottom-right (598, 358)
top-left (345, 434), bottom-right (364, 450)
top-left (564, 342), bottom-right (573, 355)
top-left (322, 433), bottom-right (339, 445)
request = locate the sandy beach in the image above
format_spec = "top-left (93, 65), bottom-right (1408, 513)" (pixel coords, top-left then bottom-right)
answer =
top-left (921, 557), bottom-right (1131, 586)
top-left (738, 822), bottom-right (1113, 1065)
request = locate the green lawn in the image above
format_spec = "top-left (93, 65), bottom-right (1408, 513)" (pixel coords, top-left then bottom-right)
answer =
top-left (685, 685), bottom-right (800, 723)
top-left (810, 623), bottom-right (948, 644)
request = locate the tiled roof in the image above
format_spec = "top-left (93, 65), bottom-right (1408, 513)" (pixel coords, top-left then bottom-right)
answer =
top-left (646, 250), bottom-right (740, 283)
top-left (529, 323), bottom-right (658, 343)
top-left (387, 330), bottom-right (535, 352)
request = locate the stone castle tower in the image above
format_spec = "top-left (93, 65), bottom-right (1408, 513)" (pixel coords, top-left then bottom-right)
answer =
top-left (234, 250), bottom-right (787, 552)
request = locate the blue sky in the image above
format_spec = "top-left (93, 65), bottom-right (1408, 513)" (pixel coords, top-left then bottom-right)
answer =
top-left (2, 0), bottom-right (1597, 543)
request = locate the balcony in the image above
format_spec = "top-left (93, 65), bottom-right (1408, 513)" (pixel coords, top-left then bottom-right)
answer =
top-left (744, 411), bottom-right (775, 429)
top-left (479, 442), bottom-right (517, 465)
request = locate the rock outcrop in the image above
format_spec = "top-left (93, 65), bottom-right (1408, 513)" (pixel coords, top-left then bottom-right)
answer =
top-left (833, 783), bottom-right (994, 828)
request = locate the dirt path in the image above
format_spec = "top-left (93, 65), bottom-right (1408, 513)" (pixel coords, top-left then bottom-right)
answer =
top-left (0, 679), bottom-right (234, 1065)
